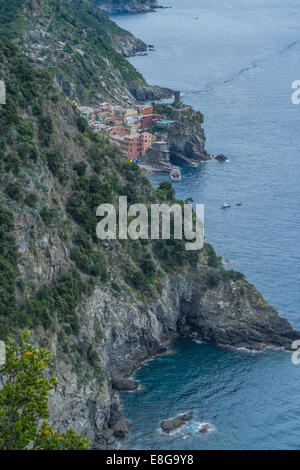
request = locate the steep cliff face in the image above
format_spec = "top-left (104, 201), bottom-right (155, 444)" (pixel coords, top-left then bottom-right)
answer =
top-left (168, 107), bottom-right (212, 165)
top-left (45, 268), bottom-right (298, 445)
top-left (94, 0), bottom-right (162, 14)
top-left (1, 0), bottom-right (172, 105)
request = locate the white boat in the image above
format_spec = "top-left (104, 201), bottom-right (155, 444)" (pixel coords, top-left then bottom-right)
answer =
top-left (221, 202), bottom-right (231, 208)
top-left (170, 168), bottom-right (181, 181)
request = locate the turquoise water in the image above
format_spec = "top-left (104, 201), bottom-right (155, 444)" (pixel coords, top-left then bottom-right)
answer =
top-left (112, 0), bottom-right (300, 449)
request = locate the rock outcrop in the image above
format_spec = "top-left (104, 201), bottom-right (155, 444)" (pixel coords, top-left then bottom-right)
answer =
top-left (112, 377), bottom-right (139, 391)
top-left (168, 107), bottom-right (212, 165)
top-left (160, 412), bottom-right (194, 433)
top-left (198, 423), bottom-right (212, 433)
top-left (214, 154), bottom-right (229, 162)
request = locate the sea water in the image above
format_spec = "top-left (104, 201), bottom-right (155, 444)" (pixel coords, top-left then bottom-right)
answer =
top-left (112, 0), bottom-right (300, 449)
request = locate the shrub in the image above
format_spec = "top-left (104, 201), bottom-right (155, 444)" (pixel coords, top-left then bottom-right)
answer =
top-left (140, 253), bottom-right (156, 279)
top-left (25, 192), bottom-right (38, 207)
top-left (73, 161), bottom-right (87, 176)
top-left (4, 151), bottom-right (21, 175)
top-left (76, 116), bottom-right (88, 133)
top-left (222, 270), bottom-right (245, 281)
top-left (46, 149), bottom-right (63, 175)
top-left (71, 231), bottom-right (108, 279)
top-left (156, 181), bottom-right (175, 201)
top-left (5, 181), bottom-right (23, 202)
top-left (21, 269), bottom-right (85, 332)
top-left (16, 142), bottom-right (33, 160)
top-left (205, 243), bottom-right (222, 268)
top-left (207, 271), bottom-right (221, 287)
top-left (40, 207), bottom-right (54, 226)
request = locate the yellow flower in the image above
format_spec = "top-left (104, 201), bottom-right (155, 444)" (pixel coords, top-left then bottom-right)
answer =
top-left (41, 429), bottom-right (50, 436)
top-left (24, 352), bottom-right (33, 357)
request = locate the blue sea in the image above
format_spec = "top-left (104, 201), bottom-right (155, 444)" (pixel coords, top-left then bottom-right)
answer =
top-left (112, 0), bottom-right (300, 449)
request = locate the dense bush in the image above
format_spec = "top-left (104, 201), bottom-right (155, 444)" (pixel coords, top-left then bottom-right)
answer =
top-left (46, 149), bottom-right (63, 175)
top-left (5, 181), bottom-right (23, 202)
top-left (20, 269), bottom-right (86, 333)
top-left (40, 207), bottom-right (55, 226)
top-left (73, 161), bottom-right (87, 176)
top-left (76, 116), bottom-right (88, 133)
top-left (156, 181), bottom-right (176, 201)
top-left (67, 175), bottom-right (112, 236)
top-left (70, 230), bottom-right (108, 280)
top-left (25, 192), bottom-right (38, 207)
top-left (3, 151), bottom-right (21, 175)
top-left (204, 243), bottom-right (222, 268)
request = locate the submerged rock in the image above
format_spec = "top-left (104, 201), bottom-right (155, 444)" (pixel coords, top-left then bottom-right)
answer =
top-left (160, 411), bottom-right (194, 434)
top-left (113, 419), bottom-right (131, 438)
top-left (215, 154), bottom-right (229, 162)
top-left (198, 423), bottom-right (212, 433)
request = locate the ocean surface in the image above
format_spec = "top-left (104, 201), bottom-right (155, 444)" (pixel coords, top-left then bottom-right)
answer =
top-left (112, 0), bottom-right (300, 449)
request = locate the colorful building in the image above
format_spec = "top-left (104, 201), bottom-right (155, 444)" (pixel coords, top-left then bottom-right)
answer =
top-left (108, 131), bottom-right (153, 159)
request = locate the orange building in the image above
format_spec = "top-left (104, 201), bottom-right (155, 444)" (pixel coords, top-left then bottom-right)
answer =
top-left (108, 131), bottom-right (153, 159)
top-left (142, 105), bottom-right (153, 115)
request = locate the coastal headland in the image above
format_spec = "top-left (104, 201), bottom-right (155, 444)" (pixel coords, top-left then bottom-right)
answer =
top-left (0, 0), bottom-right (299, 451)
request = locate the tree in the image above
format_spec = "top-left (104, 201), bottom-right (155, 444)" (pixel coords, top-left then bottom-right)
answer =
top-left (0, 331), bottom-right (90, 450)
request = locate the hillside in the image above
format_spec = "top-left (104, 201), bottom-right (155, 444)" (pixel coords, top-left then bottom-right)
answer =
top-left (0, 36), bottom-right (298, 446)
top-left (0, 0), bottom-right (172, 104)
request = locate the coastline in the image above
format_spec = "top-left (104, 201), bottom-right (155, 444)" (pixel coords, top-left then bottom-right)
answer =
top-left (86, 4), bottom-right (300, 449)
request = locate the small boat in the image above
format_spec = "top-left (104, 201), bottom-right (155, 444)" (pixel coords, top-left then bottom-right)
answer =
top-left (221, 202), bottom-right (231, 208)
top-left (224, 259), bottom-right (232, 264)
top-left (236, 202), bottom-right (242, 206)
top-left (170, 168), bottom-right (181, 181)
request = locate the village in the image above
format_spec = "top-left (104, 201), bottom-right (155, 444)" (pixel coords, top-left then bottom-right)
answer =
top-left (77, 93), bottom-right (184, 173)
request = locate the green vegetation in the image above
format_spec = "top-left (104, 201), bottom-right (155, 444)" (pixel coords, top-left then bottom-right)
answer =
top-left (0, 331), bottom-right (90, 450)
top-left (0, 0), bottom-right (26, 38)
top-left (204, 243), bottom-right (222, 269)
top-left (71, 230), bottom-right (108, 279)
top-left (20, 269), bottom-right (86, 333)
top-left (1, 0), bottom-right (147, 104)
top-left (5, 181), bottom-right (23, 202)
top-left (46, 149), bottom-right (63, 175)
top-left (67, 175), bottom-right (112, 236)
top-left (24, 192), bottom-right (38, 207)
top-left (0, 205), bottom-right (18, 338)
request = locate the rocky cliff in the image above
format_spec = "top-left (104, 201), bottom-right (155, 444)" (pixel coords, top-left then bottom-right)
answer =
top-left (1, 0), bottom-right (172, 105)
top-left (168, 107), bottom-right (212, 165)
top-left (0, 36), bottom-right (299, 449)
top-left (94, 0), bottom-right (163, 14)
top-left (47, 268), bottom-right (299, 446)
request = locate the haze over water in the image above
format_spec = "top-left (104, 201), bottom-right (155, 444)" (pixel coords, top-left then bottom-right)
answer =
top-left (112, 0), bottom-right (300, 449)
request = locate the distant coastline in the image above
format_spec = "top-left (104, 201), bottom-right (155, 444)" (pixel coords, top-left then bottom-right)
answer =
top-left (95, 0), bottom-right (168, 15)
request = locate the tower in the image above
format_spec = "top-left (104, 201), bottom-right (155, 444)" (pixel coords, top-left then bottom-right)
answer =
top-left (174, 91), bottom-right (180, 107)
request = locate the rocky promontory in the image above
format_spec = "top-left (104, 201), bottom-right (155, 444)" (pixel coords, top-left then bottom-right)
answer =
top-left (168, 107), bottom-right (212, 165)
top-left (151, 101), bottom-right (212, 167)
top-left (95, 0), bottom-right (164, 14)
